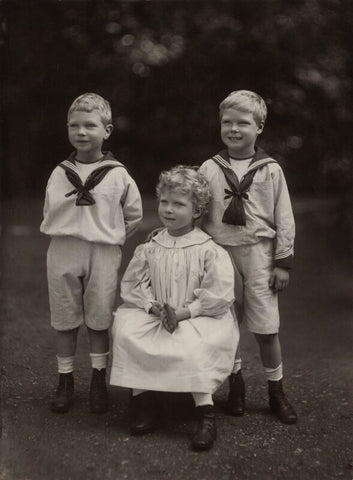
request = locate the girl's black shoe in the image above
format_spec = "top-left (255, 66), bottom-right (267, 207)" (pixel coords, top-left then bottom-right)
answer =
top-left (191, 405), bottom-right (217, 451)
top-left (50, 372), bottom-right (74, 413)
top-left (129, 391), bottom-right (158, 435)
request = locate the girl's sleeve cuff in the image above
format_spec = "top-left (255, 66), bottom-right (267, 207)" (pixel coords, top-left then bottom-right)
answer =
top-left (188, 300), bottom-right (202, 318)
top-left (144, 301), bottom-right (153, 313)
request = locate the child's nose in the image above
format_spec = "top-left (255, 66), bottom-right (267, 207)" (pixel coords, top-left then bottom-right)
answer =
top-left (231, 123), bottom-right (238, 132)
top-left (78, 126), bottom-right (86, 135)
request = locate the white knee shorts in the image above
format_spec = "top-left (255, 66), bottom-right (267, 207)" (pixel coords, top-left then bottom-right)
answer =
top-left (47, 236), bottom-right (122, 331)
top-left (226, 239), bottom-right (279, 334)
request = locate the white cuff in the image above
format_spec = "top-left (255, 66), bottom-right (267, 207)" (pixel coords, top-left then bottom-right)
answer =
top-left (144, 301), bottom-right (153, 314)
top-left (188, 300), bottom-right (202, 318)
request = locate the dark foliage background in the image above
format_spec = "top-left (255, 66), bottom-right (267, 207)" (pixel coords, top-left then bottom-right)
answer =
top-left (1, 0), bottom-right (352, 196)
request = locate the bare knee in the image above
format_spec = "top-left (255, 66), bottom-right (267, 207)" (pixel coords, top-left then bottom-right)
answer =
top-left (86, 327), bottom-right (109, 336)
top-left (86, 327), bottom-right (109, 353)
top-left (254, 333), bottom-right (278, 347)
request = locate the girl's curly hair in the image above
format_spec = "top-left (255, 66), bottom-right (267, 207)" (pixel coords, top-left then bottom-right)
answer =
top-left (156, 165), bottom-right (212, 216)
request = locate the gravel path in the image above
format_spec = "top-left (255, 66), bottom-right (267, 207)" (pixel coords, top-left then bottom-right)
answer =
top-left (1, 196), bottom-right (352, 480)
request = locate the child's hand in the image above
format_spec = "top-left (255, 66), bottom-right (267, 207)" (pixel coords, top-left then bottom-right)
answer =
top-left (149, 301), bottom-right (163, 316)
top-left (269, 267), bottom-right (290, 293)
top-left (161, 303), bottom-right (178, 334)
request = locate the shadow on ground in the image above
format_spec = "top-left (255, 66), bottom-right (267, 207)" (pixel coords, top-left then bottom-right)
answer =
top-left (1, 195), bottom-right (352, 480)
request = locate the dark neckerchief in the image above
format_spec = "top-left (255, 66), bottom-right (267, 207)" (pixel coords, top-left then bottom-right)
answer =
top-left (59, 151), bottom-right (126, 206)
top-left (212, 147), bottom-right (277, 225)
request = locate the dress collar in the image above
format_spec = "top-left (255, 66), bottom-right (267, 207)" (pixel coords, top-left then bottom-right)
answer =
top-left (152, 226), bottom-right (211, 248)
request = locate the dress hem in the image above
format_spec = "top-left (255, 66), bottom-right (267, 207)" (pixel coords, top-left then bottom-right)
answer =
top-left (109, 371), bottom-right (226, 394)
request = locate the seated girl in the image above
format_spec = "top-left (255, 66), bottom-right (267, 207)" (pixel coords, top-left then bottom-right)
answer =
top-left (110, 165), bottom-right (239, 451)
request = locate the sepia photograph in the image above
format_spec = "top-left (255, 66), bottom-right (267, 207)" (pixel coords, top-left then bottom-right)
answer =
top-left (1, 1), bottom-right (352, 479)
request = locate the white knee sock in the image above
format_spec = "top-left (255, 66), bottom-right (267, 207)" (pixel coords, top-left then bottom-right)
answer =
top-left (191, 392), bottom-right (213, 407)
top-left (232, 358), bottom-right (242, 374)
top-left (57, 355), bottom-right (74, 374)
top-left (90, 352), bottom-right (109, 371)
top-left (264, 363), bottom-right (283, 382)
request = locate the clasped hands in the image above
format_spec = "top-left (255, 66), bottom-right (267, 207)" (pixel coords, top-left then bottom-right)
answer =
top-left (149, 302), bottom-right (189, 334)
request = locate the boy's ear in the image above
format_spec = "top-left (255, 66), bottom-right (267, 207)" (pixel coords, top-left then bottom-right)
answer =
top-left (104, 124), bottom-right (114, 139)
top-left (257, 122), bottom-right (264, 134)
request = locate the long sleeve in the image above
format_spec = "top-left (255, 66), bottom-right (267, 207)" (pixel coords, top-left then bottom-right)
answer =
top-left (272, 167), bottom-right (295, 269)
top-left (120, 244), bottom-right (155, 312)
top-left (188, 245), bottom-right (235, 318)
top-left (40, 169), bottom-right (61, 234)
top-left (121, 174), bottom-right (143, 239)
top-left (41, 174), bottom-right (53, 224)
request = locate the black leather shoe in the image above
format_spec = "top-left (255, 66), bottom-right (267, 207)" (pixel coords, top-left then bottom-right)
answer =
top-left (50, 372), bottom-right (74, 413)
top-left (268, 380), bottom-right (297, 424)
top-left (130, 391), bottom-right (158, 435)
top-left (227, 371), bottom-right (245, 416)
top-left (192, 405), bottom-right (217, 451)
top-left (89, 368), bottom-right (109, 413)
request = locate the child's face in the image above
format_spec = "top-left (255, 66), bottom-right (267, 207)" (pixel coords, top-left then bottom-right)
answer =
top-left (158, 189), bottom-right (198, 237)
top-left (220, 108), bottom-right (263, 158)
top-left (67, 110), bottom-right (113, 162)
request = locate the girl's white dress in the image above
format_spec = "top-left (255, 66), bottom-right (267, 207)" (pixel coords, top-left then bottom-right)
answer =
top-left (110, 227), bottom-right (239, 394)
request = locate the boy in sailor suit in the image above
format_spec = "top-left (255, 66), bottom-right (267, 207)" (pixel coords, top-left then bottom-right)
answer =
top-left (200, 90), bottom-right (297, 424)
top-left (40, 93), bottom-right (142, 414)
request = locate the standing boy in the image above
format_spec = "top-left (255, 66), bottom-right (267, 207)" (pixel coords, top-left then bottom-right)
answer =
top-left (199, 90), bottom-right (297, 424)
top-left (40, 93), bottom-right (142, 414)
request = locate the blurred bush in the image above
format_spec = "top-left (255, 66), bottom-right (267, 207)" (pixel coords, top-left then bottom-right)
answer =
top-left (1, 0), bottom-right (352, 196)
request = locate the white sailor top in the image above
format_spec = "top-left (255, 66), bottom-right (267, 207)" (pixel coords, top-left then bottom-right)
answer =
top-left (199, 148), bottom-right (295, 269)
top-left (40, 151), bottom-right (143, 245)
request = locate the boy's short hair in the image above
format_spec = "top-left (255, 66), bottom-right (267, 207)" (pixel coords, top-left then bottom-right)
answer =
top-left (68, 93), bottom-right (112, 125)
top-left (156, 165), bottom-right (212, 216)
top-left (219, 90), bottom-right (267, 126)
